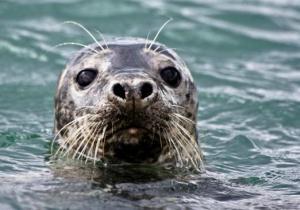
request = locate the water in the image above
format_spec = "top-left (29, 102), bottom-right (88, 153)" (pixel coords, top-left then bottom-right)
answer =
top-left (0, 0), bottom-right (300, 209)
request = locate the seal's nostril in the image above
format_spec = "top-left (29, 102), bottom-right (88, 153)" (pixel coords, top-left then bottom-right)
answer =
top-left (112, 83), bottom-right (126, 99)
top-left (140, 82), bottom-right (153, 99)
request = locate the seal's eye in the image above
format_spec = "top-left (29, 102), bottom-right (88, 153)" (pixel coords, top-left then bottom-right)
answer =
top-left (76, 69), bottom-right (98, 88)
top-left (160, 67), bottom-right (181, 88)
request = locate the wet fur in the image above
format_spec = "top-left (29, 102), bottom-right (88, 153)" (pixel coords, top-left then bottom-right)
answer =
top-left (53, 22), bottom-right (203, 171)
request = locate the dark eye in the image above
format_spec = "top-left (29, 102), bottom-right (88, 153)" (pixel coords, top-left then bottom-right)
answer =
top-left (76, 69), bottom-right (98, 88)
top-left (160, 67), bottom-right (181, 88)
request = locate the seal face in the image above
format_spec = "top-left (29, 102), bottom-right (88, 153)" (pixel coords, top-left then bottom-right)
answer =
top-left (54, 38), bottom-right (203, 170)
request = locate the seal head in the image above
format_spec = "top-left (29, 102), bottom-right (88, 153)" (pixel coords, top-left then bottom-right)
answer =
top-left (54, 38), bottom-right (202, 170)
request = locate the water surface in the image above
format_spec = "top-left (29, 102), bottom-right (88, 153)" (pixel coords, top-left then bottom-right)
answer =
top-left (0, 0), bottom-right (300, 209)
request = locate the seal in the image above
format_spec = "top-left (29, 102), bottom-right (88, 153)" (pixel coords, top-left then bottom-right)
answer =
top-left (53, 26), bottom-right (203, 170)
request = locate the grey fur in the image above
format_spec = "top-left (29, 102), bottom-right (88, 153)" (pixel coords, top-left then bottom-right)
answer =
top-left (54, 37), bottom-right (202, 170)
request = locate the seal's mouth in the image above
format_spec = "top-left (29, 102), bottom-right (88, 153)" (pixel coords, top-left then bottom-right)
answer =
top-left (104, 127), bottom-right (163, 163)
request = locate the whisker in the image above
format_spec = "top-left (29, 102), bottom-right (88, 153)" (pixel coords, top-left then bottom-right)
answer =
top-left (165, 125), bottom-right (183, 166)
top-left (170, 126), bottom-right (198, 169)
top-left (75, 122), bottom-right (99, 161)
top-left (148, 18), bottom-right (173, 50)
top-left (153, 45), bottom-right (161, 53)
top-left (56, 114), bottom-right (98, 159)
top-left (54, 124), bottom-right (87, 158)
top-left (54, 42), bottom-right (100, 54)
top-left (81, 121), bottom-right (99, 160)
top-left (144, 30), bottom-right (151, 49)
top-left (63, 21), bottom-right (105, 51)
top-left (95, 30), bottom-right (109, 49)
top-left (157, 48), bottom-right (183, 55)
top-left (51, 114), bottom-right (93, 155)
top-left (73, 120), bottom-right (96, 160)
top-left (94, 126), bottom-right (107, 165)
top-left (168, 115), bottom-right (202, 169)
top-left (85, 122), bottom-right (103, 162)
top-left (172, 113), bottom-right (195, 125)
top-left (57, 119), bottom-right (93, 158)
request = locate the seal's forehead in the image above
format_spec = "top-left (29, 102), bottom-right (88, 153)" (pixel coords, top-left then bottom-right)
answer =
top-left (68, 38), bottom-right (178, 66)
top-left (103, 37), bottom-right (177, 60)
top-left (108, 44), bottom-right (150, 70)
top-left (108, 43), bottom-right (176, 61)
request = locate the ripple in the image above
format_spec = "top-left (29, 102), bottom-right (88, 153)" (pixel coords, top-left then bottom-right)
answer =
top-left (0, 0), bottom-right (300, 209)
top-left (0, 40), bottom-right (48, 61)
top-left (247, 87), bottom-right (300, 102)
top-left (215, 4), bottom-right (300, 20)
top-left (193, 16), bottom-right (300, 45)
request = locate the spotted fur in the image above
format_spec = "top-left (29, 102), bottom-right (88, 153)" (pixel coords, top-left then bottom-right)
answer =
top-left (54, 38), bottom-right (203, 170)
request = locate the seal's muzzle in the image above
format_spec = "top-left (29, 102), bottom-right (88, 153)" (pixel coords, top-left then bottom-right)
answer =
top-left (109, 75), bottom-right (158, 111)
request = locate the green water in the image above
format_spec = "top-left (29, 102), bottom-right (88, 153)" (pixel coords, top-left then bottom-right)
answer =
top-left (1, 0), bottom-right (300, 209)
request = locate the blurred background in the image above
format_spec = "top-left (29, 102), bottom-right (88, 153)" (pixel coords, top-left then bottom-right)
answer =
top-left (0, 0), bottom-right (299, 209)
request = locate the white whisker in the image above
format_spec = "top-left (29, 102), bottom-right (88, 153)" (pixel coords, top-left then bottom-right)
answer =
top-left (51, 114), bottom-right (93, 155)
top-left (144, 31), bottom-right (151, 49)
top-left (157, 47), bottom-right (178, 54)
top-left (94, 126), bottom-right (107, 165)
top-left (54, 42), bottom-right (100, 54)
top-left (85, 122), bottom-right (103, 162)
top-left (63, 21), bottom-right (105, 51)
top-left (76, 122), bottom-right (99, 161)
top-left (148, 18), bottom-right (173, 50)
top-left (95, 30), bottom-right (109, 49)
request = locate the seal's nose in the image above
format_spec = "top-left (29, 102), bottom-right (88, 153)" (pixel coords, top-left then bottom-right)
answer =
top-left (110, 80), bottom-right (157, 108)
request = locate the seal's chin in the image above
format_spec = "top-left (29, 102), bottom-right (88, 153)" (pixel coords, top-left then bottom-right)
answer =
top-left (105, 127), bottom-right (163, 164)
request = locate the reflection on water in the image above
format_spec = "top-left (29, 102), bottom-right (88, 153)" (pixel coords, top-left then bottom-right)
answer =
top-left (0, 0), bottom-right (300, 209)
